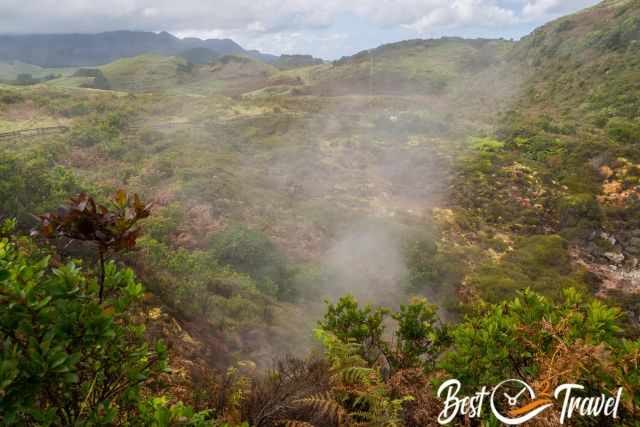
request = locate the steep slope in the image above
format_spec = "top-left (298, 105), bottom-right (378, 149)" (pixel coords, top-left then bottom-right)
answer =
top-left (452, 0), bottom-right (640, 308)
top-left (508, 0), bottom-right (640, 130)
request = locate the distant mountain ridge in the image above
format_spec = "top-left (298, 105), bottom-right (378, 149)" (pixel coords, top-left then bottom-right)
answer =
top-left (0, 30), bottom-right (278, 67)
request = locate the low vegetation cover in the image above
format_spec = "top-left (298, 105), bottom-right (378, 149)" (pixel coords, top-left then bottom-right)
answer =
top-left (1, 205), bottom-right (638, 425)
top-left (0, 0), bottom-right (639, 425)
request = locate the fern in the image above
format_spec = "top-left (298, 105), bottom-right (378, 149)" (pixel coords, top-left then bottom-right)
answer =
top-left (278, 421), bottom-right (316, 427)
top-left (301, 330), bottom-right (416, 426)
top-left (293, 392), bottom-right (346, 425)
top-left (341, 366), bottom-right (374, 385)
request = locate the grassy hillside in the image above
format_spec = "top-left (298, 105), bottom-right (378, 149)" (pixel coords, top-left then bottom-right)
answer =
top-left (308, 38), bottom-right (515, 95)
top-left (509, 0), bottom-right (640, 125)
top-left (43, 53), bottom-right (282, 95)
top-left (2, 1), bottom-right (637, 339)
top-left (450, 0), bottom-right (640, 305)
top-left (1, 2), bottom-right (640, 424)
top-left (99, 54), bottom-right (193, 92)
top-left (0, 61), bottom-right (76, 81)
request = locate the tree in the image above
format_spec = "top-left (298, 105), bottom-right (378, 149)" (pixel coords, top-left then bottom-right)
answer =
top-left (319, 295), bottom-right (388, 366)
top-left (0, 220), bottom-right (167, 425)
top-left (35, 191), bottom-right (151, 303)
top-left (319, 295), bottom-right (447, 373)
top-left (440, 289), bottom-right (640, 425)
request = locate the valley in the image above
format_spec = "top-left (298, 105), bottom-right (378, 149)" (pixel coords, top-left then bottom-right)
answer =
top-left (1, 0), bottom-right (639, 425)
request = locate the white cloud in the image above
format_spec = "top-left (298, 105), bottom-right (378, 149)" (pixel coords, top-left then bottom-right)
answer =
top-left (247, 21), bottom-right (267, 32)
top-left (400, 0), bottom-right (517, 34)
top-left (522, 0), bottom-right (597, 19)
top-left (0, 0), bottom-right (601, 57)
top-left (0, 0), bottom-right (597, 34)
top-left (142, 7), bottom-right (159, 17)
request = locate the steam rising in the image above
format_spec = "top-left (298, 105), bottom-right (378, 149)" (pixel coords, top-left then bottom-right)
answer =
top-left (121, 39), bottom-right (524, 365)
top-left (322, 219), bottom-right (408, 306)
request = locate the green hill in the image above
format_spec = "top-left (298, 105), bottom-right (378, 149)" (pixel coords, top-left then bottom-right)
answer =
top-left (2, 2), bottom-right (640, 424)
top-left (452, 0), bottom-right (640, 304)
top-left (306, 37), bottom-right (514, 96)
top-left (271, 54), bottom-right (324, 70)
top-left (509, 0), bottom-right (640, 123)
top-left (46, 53), bottom-right (280, 95)
top-left (0, 60), bottom-right (75, 83)
top-left (99, 54), bottom-right (193, 92)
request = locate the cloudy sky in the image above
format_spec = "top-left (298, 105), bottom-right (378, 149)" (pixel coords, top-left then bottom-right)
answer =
top-left (0, 0), bottom-right (600, 58)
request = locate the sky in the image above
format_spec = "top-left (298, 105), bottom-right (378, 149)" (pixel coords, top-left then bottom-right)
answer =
top-left (0, 0), bottom-right (601, 59)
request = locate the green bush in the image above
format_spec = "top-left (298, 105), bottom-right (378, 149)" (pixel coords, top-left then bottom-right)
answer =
top-left (441, 289), bottom-right (639, 423)
top-left (405, 235), bottom-right (466, 307)
top-left (557, 192), bottom-right (602, 233)
top-left (0, 234), bottom-right (167, 425)
top-left (210, 225), bottom-right (296, 300)
top-left (0, 154), bottom-right (81, 224)
top-left (592, 16), bottom-right (640, 51)
top-left (0, 90), bottom-right (23, 105)
top-left (69, 110), bottom-right (130, 147)
top-left (134, 397), bottom-right (213, 427)
top-left (69, 125), bottom-right (112, 147)
top-left (143, 204), bottom-right (184, 243)
top-left (607, 117), bottom-right (640, 144)
top-left (137, 237), bottom-right (269, 330)
top-left (469, 235), bottom-right (587, 302)
top-left (319, 294), bottom-right (447, 371)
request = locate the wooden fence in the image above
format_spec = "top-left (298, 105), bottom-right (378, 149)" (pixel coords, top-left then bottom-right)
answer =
top-left (0, 126), bottom-right (69, 140)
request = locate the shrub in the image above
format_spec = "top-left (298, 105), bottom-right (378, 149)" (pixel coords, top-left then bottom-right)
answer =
top-left (69, 111), bottom-right (130, 147)
top-left (210, 225), bottom-right (296, 300)
top-left (0, 90), bottom-right (23, 104)
top-left (0, 154), bottom-right (81, 224)
top-left (441, 289), bottom-right (639, 424)
top-left (607, 117), bottom-right (640, 144)
top-left (469, 235), bottom-right (588, 302)
top-left (136, 237), bottom-right (268, 330)
top-left (319, 295), bottom-right (448, 372)
top-left (593, 16), bottom-right (640, 51)
top-left (69, 124), bottom-right (112, 147)
top-left (405, 236), bottom-right (466, 307)
top-left (0, 234), bottom-right (167, 425)
top-left (557, 192), bottom-right (602, 232)
top-left (35, 191), bottom-right (151, 303)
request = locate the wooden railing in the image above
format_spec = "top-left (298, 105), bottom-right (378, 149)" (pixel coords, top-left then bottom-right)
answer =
top-left (0, 126), bottom-right (69, 140)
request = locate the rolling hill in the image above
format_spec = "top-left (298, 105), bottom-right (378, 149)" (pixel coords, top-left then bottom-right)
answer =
top-left (1, 1), bottom-right (640, 424)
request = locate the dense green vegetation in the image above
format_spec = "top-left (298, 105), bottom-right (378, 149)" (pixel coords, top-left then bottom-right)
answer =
top-left (0, 152), bottom-right (81, 224)
top-left (1, 0), bottom-right (640, 424)
top-left (0, 215), bottom-right (214, 426)
top-left (3, 212), bottom-right (637, 424)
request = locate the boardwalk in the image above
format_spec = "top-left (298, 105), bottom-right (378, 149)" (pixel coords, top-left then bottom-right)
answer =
top-left (0, 126), bottom-right (69, 140)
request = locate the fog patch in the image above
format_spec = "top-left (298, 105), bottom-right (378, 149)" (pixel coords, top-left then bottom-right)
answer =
top-left (320, 218), bottom-right (408, 308)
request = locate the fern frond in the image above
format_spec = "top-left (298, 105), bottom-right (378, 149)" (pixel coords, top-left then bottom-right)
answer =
top-left (293, 392), bottom-right (346, 424)
top-left (340, 366), bottom-right (373, 385)
top-left (278, 420), bottom-right (316, 427)
top-left (349, 410), bottom-right (373, 420)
